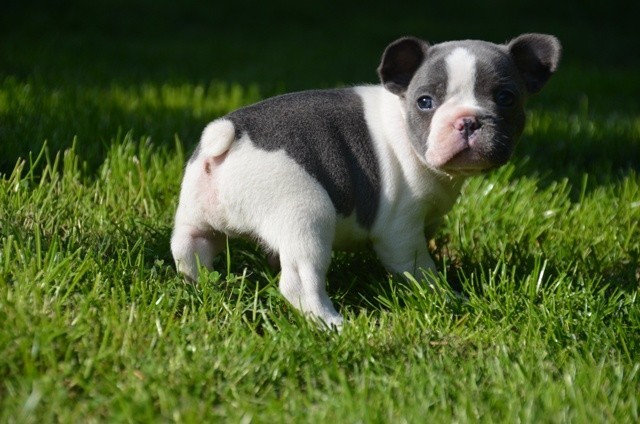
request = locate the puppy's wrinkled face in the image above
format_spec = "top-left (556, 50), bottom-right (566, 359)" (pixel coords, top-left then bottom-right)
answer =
top-left (406, 42), bottom-right (525, 174)
top-left (378, 34), bottom-right (561, 176)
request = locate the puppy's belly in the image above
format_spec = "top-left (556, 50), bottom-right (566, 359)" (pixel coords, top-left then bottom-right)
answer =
top-left (333, 214), bottom-right (370, 251)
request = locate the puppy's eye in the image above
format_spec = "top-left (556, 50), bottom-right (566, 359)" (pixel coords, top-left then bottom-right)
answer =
top-left (417, 96), bottom-right (434, 111)
top-left (496, 90), bottom-right (517, 107)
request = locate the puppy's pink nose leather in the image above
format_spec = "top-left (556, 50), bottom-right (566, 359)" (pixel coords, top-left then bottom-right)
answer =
top-left (454, 116), bottom-right (480, 134)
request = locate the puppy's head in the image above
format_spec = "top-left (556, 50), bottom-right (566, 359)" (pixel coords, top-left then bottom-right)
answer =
top-left (378, 34), bottom-right (561, 175)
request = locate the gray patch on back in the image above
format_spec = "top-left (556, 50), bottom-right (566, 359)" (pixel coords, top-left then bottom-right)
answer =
top-left (227, 89), bottom-right (381, 228)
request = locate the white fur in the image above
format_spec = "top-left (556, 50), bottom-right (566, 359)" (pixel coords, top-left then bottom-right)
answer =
top-left (426, 48), bottom-right (487, 168)
top-left (173, 126), bottom-right (343, 326)
top-left (172, 87), bottom-right (465, 328)
top-left (444, 48), bottom-right (477, 105)
top-left (354, 86), bottom-right (464, 273)
top-left (200, 119), bottom-right (236, 157)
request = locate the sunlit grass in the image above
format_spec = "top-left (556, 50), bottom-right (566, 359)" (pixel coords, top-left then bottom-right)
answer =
top-left (1, 104), bottom-right (638, 421)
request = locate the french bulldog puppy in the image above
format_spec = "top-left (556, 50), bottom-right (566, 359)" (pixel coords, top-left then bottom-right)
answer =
top-left (171, 34), bottom-right (561, 328)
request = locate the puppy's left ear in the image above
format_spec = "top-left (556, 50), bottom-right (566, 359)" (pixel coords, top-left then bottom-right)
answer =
top-left (508, 33), bottom-right (562, 94)
top-left (378, 37), bottom-right (430, 96)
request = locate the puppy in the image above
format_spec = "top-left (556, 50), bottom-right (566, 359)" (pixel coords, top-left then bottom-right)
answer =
top-left (171, 34), bottom-right (561, 328)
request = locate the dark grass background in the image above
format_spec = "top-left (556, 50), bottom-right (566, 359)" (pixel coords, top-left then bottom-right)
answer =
top-left (1, 0), bottom-right (639, 179)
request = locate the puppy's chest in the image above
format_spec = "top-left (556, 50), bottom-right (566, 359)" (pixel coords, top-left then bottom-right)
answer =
top-left (333, 214), bottom-right (371, 250)
top-left (331, 177), bottom-right (460, 250)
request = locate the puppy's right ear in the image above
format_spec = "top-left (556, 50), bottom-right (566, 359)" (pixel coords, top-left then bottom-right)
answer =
top-left (378, 37), bottom-right (429, 96)
top-left (508, 33), bottom-right (561, 94)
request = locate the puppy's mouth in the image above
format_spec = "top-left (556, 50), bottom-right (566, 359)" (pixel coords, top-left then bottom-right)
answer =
top-left (427, 135), bottom-right (498, 175)
top-left (436, 144), bottom-right (495, 175)
top-left (424, 108), bottom-right (514, 176)
top-left (425, 117), bottom-right (511, 175)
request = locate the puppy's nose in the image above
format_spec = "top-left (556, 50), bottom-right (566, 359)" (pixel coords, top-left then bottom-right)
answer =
top-left (454, 116), bottom-right (481, 140)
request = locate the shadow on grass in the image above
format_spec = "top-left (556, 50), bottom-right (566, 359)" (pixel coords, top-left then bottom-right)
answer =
top-left (511, 106), bottom-right (640, 197)
top-left (116, 215), bottom-right (638, 336)
top-left (434, 234), bottom-right (639, 297)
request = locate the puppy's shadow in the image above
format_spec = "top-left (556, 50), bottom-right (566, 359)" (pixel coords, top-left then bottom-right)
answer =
top-left (326, 248), bottom-right (391, 311)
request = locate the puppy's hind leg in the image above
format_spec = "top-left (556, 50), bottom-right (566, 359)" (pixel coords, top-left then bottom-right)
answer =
top-left (171, 226), bottom-right (225, 282)
top-left (171, 120), bottom-right (233, 281)
top-left (269, 210), bottom-right (342, 329)
top-left (279, 257), bottom-right (343, 329)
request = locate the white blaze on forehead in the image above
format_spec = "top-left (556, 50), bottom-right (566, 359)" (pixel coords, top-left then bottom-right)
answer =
top-left (426, 47), bottom-right (483, 168)
top-left (445, 47), bottom-right (477, 104)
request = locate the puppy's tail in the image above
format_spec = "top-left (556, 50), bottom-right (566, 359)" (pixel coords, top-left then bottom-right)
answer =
top-left (199, 119), bottom-right (236, 157)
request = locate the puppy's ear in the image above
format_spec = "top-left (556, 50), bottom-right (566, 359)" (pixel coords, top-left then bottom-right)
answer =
top-left (508, 33), bottom-right (561, 94)
top-left (378, 37), bottom-right (429, 96)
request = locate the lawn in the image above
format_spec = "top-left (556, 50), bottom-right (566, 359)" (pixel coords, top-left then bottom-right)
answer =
top-left (1, 0), bottom-right (639, 422)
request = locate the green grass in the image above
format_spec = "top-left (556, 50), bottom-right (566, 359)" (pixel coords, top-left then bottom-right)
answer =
top-left (1, 1), bottom-right (639, 422)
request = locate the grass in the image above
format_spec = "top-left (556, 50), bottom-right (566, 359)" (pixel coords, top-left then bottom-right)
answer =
top-left (1, 0), bottom-right (639, 422)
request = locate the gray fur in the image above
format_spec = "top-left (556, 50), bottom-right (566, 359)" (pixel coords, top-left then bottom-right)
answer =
top-left (227, 89), bottom-right (381, 228)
